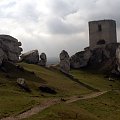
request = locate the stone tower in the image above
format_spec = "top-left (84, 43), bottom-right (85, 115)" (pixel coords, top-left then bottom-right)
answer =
top-left (89, 20), bottom-right (117, 50)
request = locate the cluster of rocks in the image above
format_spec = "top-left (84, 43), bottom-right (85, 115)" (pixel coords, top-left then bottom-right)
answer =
top-left (70, 43), bottom-right (120, 74)
top-left (0, 35), bottom-right (22, 65)
top-left (20, 50), bottom-right (47, 67)
top-left (59, 43), bottom-right (120, 75)
top-left (0, 34), bottom-right (47, 67)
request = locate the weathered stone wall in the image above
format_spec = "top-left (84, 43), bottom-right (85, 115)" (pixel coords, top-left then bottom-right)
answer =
top-left (89, 20), bottom-right (117, 50)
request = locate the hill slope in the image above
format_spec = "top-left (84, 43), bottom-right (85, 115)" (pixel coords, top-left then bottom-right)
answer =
top-left (0, 62), bottom-right (120, 120)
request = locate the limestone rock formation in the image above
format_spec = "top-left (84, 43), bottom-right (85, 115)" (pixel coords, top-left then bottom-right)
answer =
top-left (20, 50), bottom-right (39, 64)
top-left (116, 45), bottom-right (120, 73)
top-left (60, 50), bottom-right (70, 74)
top-left (70, 43), bottom-right (120, 73)
top-left (70, 49), bottom-right (91, 68)
top-left (88, 43), bottom-right (119, 70)
top-left (0, 35), bottom-right (22, 65)
top-left (38, 53), bottom-right (47, 66)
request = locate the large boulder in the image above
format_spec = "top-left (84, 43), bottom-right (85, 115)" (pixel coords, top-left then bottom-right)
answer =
top-left (59, 50), bottom-right (70, 74)
top-left (20, 50), bottom-right (39, 64)
top-left (0, 35), bottom-right (22, 65)
top-left (38, 53), bottom-right (47, 66)
top-left (70, 49), bottom-right (91, 68)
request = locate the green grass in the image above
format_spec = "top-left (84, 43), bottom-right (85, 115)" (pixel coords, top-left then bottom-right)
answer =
top-left (23, 91), bottom-right (120, 120)
top-left (73, 90), bottom-right (120, 120)
top-left (0, 94), bottom-right (44, 118)
top-left (0, 63), bottom-right (91, 119)
top-left (0, 63), bottom-right (120, 120)
top-left (70, 69), bottom-right (120, 91)
top-left (0, 71), bottom-right (46, 119)
top-left (23, 103), bottom-right (99, 120)
top-left (19, 63), bottom-right (92, 96)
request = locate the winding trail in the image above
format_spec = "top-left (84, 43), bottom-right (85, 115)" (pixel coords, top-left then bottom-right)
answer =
top-left (1, 91), bottom-right (108, 120)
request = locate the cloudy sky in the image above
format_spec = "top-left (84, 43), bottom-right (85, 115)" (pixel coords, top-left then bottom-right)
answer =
top-left (0, 0), bottom-right (120, 58)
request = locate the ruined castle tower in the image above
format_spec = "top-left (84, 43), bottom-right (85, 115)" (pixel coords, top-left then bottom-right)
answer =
top-left (89, 20), bottom-right (117, 50)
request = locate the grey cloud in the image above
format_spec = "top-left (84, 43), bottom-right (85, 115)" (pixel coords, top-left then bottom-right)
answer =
top-left (0, 0), bottom-right (39, 22)
top-left (0, 0), bottom-right (120, 58)
top-left (48, 0), bottom-right (77, 16)
top-left (47, 17), bottom-right (85, 34)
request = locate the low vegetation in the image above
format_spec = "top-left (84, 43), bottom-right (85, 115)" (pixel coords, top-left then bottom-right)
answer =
top-left (24, 91), bottom-right (120, 120)
top-left (0, 63), bottom-right (120, 120)
top-left (70, 69), bottom-right (120, 91)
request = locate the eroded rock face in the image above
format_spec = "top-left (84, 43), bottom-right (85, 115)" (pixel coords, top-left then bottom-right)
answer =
top-left (116, 45), bottom-right (120, 72)
top-left (70, 43), bottom-right (120, 73)
top-left (20, 50), bottom-right (39, 64)
top-left (0, 35), bottom-right (22, 65)
top-left (60, 50), bottom-right (70, 74)
top-left (38, 53), bottom-right (47, 66)
top-left (88, 43), bottom-right (119, 70)
top-left (70, 49), bottom-right (91, 68)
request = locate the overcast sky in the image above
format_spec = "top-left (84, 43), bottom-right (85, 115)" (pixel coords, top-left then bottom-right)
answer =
top-left (0, 0), bottom-right (120, 58)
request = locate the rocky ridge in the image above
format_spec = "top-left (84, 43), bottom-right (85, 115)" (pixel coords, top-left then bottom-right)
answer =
top-left (70, 43), bottom-right (120, 74)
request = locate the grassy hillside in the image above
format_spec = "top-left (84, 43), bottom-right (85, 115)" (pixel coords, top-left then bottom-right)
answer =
top-left (0, 62), bottom-right (120, 120)
top-left (19, 62), bottom-right (92, 96)
top-left (24, 91), bottom-right (120, 120)
top-left (0, 63), bottom-right (91, 119)
top-left (71, 69), bottom-right (120, 91)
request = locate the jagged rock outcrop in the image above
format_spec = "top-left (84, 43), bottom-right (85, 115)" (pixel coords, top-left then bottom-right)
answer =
top-left (20, 50), bottom-right (39, 64)
top-left (0, 35), bottom-right (22, 65)
top-left (38, 53), bottom-right (47, 66)
top-left (70, 49), bottom-right (91, 68)
top-left (116, 45), bottom-right (120, 73)
top-left (60, 50), bottom-right (70, 74)
top-left (88, 43), bottom-right (119, 71)
top-left (70, 43), bottom-right (120, 73)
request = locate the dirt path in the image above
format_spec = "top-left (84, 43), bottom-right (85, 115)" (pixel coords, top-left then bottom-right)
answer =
top-left (66, 91), bottom-right (107, 103)
top-left (1, 91), bottom-right (108, 120)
